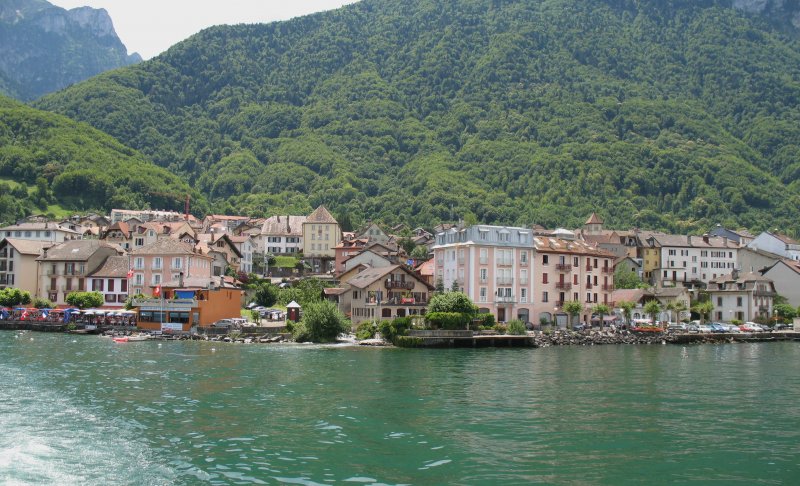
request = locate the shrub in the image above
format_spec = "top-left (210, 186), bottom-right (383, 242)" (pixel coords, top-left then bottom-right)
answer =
top-left (291, 321), bottom-right (309, 342)
top-left (427, 292), bottom-right (476, 314)
top-left (254, 281), bottom-right (279, 307)
top-left (426, 312), bottom-right (471, 330)
top-left (394, 336), bottom-right (423, 348)
top-left (493, 323), bottom-right (508, 334)
top-left (32, 297), bottom-right (54, 309)
top-left (475, 313), bottom-right (495, 328)
top-left (296, 300), bottom-right (350, 343)
top-left (355, 321), bottom-right (377, 340)
top-left (731, 319), bottom-right (743, 326)
top-left (65, 291), bottom-right (103, 309)
top-left (507, 319), bottom-right (527, 335)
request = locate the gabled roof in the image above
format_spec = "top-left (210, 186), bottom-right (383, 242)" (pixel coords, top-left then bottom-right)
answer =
top-left (416, 258), bottom-right (435, 276)
top-left (306, 205), bottom-right (338, 224)
top-left (130, 238), bottom-right (198, 256)
top-left (646, 233), bottom-right (738, 249)
top-left (771, 232), bottom-right (799, 246)
top-left (585, 212), bottom-right (604, 225)
top-left (104, 221), bottom-right (130, 236)
top-left (260, 215), bottom-right (306, 236)
top-left (1, 222), bottom-right (80, 234)
top-left (0, 238), bottom-right (52, 256)
top-left (611, 288), bottom-right (646, 304)
top-left (88, 255), bottom-right (129, 278)
top-left (709, 271), bottom-right (772, 285)
top-left (346, 264), bottom-right (432, 290)
top-left (37, 240), bottom-right (123, 261)
top-left (533, 237), bottom-right (614, 257)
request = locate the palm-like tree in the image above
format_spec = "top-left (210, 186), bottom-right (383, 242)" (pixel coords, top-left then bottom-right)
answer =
top-left (674, 301), bottom-right (688, 323)
top-left (593, 303), bottom-right (611, 328)
top-left (643, 300), bottom-right (662, 327)
top-left (563, 300), bottom-right (583, 329)
top-left (617, 300), bottom-right (635, 329)
top-left (691, 300), bottom-right (714, 324)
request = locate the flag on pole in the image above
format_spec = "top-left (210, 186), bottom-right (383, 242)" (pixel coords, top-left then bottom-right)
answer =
top-left (127, 268), bottom-right (134, 279)
top-left (154, 285), bottom-right (161, 297)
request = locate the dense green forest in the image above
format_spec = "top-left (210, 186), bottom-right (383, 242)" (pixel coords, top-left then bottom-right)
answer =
top-left (33, 0), bottom-right (800, 233)
top-left (0, 95), bottom-right (206, 223)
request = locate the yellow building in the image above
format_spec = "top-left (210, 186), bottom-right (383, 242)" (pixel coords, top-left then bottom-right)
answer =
top-left (302, 205), bottom-right (341, 273)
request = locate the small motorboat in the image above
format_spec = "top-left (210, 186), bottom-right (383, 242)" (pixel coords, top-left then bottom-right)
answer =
top-left (113, 336), bottom-right (129, 343)
top-left (113, 334), bottom-right (150, 343)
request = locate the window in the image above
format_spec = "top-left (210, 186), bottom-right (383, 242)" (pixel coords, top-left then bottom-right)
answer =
top-left (521, 288), bottom-right (527, 303)
top-left (717, 296), bottom-right (723, 306)
top-left (737, 297), bottom-right (742, 307)
top-left (520, 251), bottom-right (528, 264)
top-left (134, 274), bottom-right (143, 286)
top-left (153, 257), bottom-right (162, 269)
top-left (573, 256), bottom-right (579, 267)
top-left (542, 291), bottom-right (549, 302)
top-left (479, 287), bottom-right (487, 303)
top-left (108, 279), bottom-right (115, 292)
top-left (121, 280), bottom-right (128, 292)
top-left (480, 268), bottom-right (487, 282)
top-left (542, 273), bottom-right (548, 284)
top-left (152, 274), bottom-right (162, 285)
top-left (520, 269), bottom-right (527, 282)
top-left (134, 257), bottom-right (144, 269)
top-left (542, 255), bottom-right (549, 265)
top-left (172, 257), bottom-right (182, 269)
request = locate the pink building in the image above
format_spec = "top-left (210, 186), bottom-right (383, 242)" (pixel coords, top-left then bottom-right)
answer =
top-left (532, 237), bottom-right (615, 327)
top-left (433, 225), bottom-right (535, 323)
top-left (129, 239), bottom-right (213, 296)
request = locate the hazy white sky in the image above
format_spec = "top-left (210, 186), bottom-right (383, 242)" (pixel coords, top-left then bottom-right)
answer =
top-left (49, 1), bottom-right (361, 59)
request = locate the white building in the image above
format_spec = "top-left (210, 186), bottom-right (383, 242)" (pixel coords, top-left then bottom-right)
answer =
top-left (1, 222), bottom-right (80, 243)
top-left (707, 271), bottom-right (775, 323)
top-left (644, 233), bottom-right (739, 286)
top-left (256, 215), bottom-right (306, 255)
top-left (747, 231), bottom-right (800, 261)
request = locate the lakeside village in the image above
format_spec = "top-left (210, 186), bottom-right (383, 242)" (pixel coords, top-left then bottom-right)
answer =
top-left (1, 207), bottom-right (800, 347)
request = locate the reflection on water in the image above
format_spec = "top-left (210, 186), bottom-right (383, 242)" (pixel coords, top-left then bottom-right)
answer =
top-left (2, 334), bottom-right (800, 485)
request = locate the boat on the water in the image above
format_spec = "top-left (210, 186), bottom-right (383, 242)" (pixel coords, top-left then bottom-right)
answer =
top-left (112, 334), bottom-right (150, 343)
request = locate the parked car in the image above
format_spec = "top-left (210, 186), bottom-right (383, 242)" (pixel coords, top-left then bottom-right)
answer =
top-left (689, 323), bottom-right (712, 333)
top-left (667, 322), bottom-right (687, 332)
top-left (211, 319), bottom-right (234, 328)
top-left (741, 322), bottom-right (767, 332)
top-left (723, 323), bottom-right (741, 333)
top-left (774, 323), bottom-right (792, 331)
top-left (708, 323), bottom-right (727, 333)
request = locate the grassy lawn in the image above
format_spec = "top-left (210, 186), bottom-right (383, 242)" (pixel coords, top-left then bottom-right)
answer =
top-left (273, 256), bottom-right (298, 268)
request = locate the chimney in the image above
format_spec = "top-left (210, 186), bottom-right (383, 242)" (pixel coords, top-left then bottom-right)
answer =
top-left (703, 233), bottom-right (709, 244)
top-left (286, 216), bottom-right (290, 234)
top-left (732, 268), bottom-right (739, 281)
top-left (723, 236), bottom-right (728, 247)
top-left (687, 234), bottom-right (692, 246)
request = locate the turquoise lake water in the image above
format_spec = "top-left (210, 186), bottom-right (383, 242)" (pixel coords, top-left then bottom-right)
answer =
top-left (1, 332), bottom-right (799, 485)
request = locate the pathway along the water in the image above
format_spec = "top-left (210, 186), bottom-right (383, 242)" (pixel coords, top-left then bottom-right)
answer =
top-left (1, 332), bottom-right (799, 485)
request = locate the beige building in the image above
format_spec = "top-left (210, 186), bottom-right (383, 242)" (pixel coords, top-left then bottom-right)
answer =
top-left (302, 205), bottom-right (341, 273)
top-left (339, 265), bottom-right (432, 326)
top-left (707, 271), bottom-right (775, 323)
top-left (36, 240), bottom-right (124, 305)
top-left (0, 239), bottom-right (52, 294)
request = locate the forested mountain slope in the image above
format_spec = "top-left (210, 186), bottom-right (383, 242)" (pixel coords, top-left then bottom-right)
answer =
top-left (0, 95), bottom-right (206, 223)
top-left (35, 0), bottom-right (800, 232)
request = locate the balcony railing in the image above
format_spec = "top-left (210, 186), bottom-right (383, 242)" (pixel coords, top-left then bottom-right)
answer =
top-left (385, 279), bottom-right (414, 290)
top-left (602, 267), bottom-right (613, 274)
top-left (496, 277), bottom-right (514, 285)
top-left (496, 258), bottom-right (513, 266)
top-left (479, 257), bottom-right (488, 264)
top-left (554, 300), bottom-right (565, 307)
top-left (555, 264), bottom-right (572, 272)
top-left (585, 265), bottom-right (593, 272)
top-left (555, 282), bottom-right (572, 290)
top-left (586, 283), bottom-right (593, 289)
top-left (602, 284), bottom-right (614, 291)
top-left (754, 290), bottom-right (776, 297)
top-left (495, 295), bottom-right (516, 303)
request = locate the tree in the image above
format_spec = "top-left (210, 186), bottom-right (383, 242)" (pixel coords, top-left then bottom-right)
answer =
top-left (434, 278), bottom-right (445, 294)
top-left (0, 287), bottom-right (31, 307)
top-left (65, 291), bottom-right (104, 309)
top-left (774, 303), bottom-right (796, 322)
top-left (593, 303), bottom-right (611, 328)
top-left (563, 300), bottom-right (583, 329)
top-left (410, 245), bottom-right (429, 261)
top-left (254, 281), bottom-right (279, 307)
top-left (428, 291), bottom-right (476, 315)
top-left (293, 300), bottom-right (350, 343)
top-left (691, 300), bottom-right (714, 324)
top-left (32, 297), bottom-right (54, 309)
top-left (614, 266), bottom-right (647, 289)
top-left (673, 300), bottom-right (688, 322)
top-left (643, 300), bottom-right (662, 326)
top-left (450, 278), bottom-right (460, 292)
top-left (617, 300), bottom-right (635, 328)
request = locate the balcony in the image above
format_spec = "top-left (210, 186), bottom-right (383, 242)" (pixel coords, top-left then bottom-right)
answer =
top-left (602, 267), bottom-right (613, 274)
top-left (555, 282), bottom-right (572, 290)
top-left (586, 283), bottom-right (593, 289)
top-left (457, 257), bottom-right (464, 265)
top-left (385, 279), bottom-right (414, 290)
top-left (479, 257), bottom-right (488, 265)
top-left (496, 258), bottom-right (513, 266)
top-left (603, 284), bottom-right (614, 291)
top-left (554, 300), bottom-right (565, 307)
top-left (555, 263), bottom-right (572, 272)
top-left (495, 295), bottom-right (516, 303)
top-left (585, 265), bottom-right (593, 272)
top-left (754, 290), bottom-right (776, 297)
top-left (496, 276), bottom-right (514, 285)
